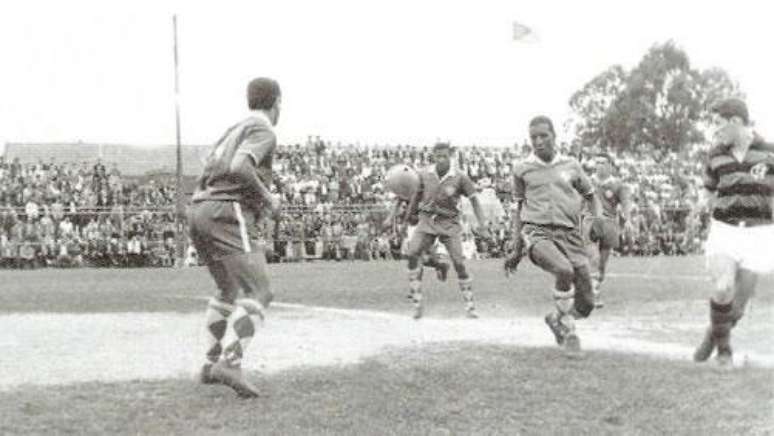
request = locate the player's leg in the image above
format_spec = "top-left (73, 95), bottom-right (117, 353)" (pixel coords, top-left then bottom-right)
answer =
top-left (202, 261), bottom-right (238, 378)
top-left (406, 229), bottom-right (437, 319)
top-left (421, 244), bottom-right (449, 282)
top-left (440, 233), bottom-right (477, 318)
top-left (695, 219), bottom-right (742, 366)
top-left (696, 253), bottom-right (737, 365)
top-left (528, 235), bottom-right (579, 352)
top-left (202, 202), bottom-right (268, 397)
top-left (187, 203), bottom-right (236, 383)
top-left (593, 220), bottom-right (619, 307)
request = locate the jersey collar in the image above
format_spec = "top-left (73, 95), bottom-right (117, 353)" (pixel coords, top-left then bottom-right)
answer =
top-left (432, 165), bottom-right (457, 183)
top-left (526, 153), bottom-right (564, 166)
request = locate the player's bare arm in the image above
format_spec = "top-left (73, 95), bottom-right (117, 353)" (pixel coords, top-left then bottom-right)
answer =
top-left (404, 179), bottom-right (422, 225)
top-left (619, 185), bottom-right (633, 226)
top-left (468, 194), bottom-right (488, 235)
top-left (229, 152), bottom-right (277, 214)
top-left (504, 200), bottom-right (525, 275)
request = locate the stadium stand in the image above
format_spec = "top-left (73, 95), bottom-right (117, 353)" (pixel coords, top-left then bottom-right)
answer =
top-left (0, 139), bottom-right (709, 269)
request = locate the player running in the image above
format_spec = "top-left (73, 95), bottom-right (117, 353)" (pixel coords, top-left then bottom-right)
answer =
top-left (692, 98), bottom-right (774, 367)
top-left (187, 77), bottom-right (282, 398)
top-left (585, 154), bottom-right (632, 308)
top-left (404, 142), bottom-right (488, 319)
top-left (504, 116), bottom-right (604, 355)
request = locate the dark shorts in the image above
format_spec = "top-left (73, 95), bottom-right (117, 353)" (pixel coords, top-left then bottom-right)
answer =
top-left (522, 223), bottom-right (589, 268)
top-left (188, 200), bottom-right (258, 263)
top-left (408, 219), bottom-right (465, 265)
top-left (587, 217), bottom-right (620, 249)
top-left (188, 200), bottom-right (271, 304)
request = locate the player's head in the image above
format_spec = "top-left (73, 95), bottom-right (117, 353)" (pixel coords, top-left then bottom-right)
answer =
top-left (711, 97), bottom-right (749, 126)
top-left (710, 97), bottom-right (753, 148)
top-left (433, 142), bottom-right (452, 173)
top-left (595, 153), bottom-right (614, 179)
top-left (247, 77), bottom-right (282, 125)
top-left (529, 115), bottom-right (556, 163)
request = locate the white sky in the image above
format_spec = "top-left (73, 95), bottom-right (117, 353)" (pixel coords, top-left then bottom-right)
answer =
top-left (0, 0), bottom-right (771, 148)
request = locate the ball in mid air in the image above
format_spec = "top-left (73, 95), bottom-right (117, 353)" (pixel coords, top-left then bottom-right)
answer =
top-left (384, 164), bottom-right (419, 200)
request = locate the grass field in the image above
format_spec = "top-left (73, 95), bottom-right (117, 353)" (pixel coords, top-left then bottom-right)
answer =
top-left (0, 256), bottom-right (772, 435)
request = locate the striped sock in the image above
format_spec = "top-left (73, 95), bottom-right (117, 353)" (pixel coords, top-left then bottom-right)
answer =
top-left (204, 298), bottom-right (234, 364)
top-left (408, 267), bottom-right (423, 307)
top-left (223, 299), bottom-right (264, 367)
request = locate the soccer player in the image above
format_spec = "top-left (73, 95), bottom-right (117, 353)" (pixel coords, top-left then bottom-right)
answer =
top-left (586, 154), bottom-right (632, 308)
top-left (187, 77), bottom-right (282, 398)
top-left (381, 170), bottom-right (450, 282)
top-left (504, 116), bottom-right (604, 354)
top-left (692, 98), bottom-right (774, 367)
top-left (404, 142), bottom-right (488, 319)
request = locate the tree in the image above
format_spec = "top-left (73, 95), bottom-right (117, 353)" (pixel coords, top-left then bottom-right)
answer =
top-left (568, 65), bottom-right (628, 151)
top-left (569, 40), bottom-right (743, 153)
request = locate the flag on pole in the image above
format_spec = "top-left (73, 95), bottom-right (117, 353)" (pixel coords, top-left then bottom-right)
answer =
top-left (512, 21), bottom-right (537, 42)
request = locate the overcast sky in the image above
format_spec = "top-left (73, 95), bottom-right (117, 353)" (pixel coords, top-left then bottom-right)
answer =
top-left (0, 0), bottom-right (771, 148)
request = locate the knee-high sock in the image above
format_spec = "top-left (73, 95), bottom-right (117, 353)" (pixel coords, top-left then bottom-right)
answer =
top-left (204, 298), bottom-right (234, 364)
top-left (223, 299), bottom-right (265, 367)
top-left (408, 267), bottom-right (423, 307)
top-left (710, 299), bottom-right (734, 351)
top-left (553, 287), bottom-right (576, 332)
top-left (459, 277), bottom-right (475, 312)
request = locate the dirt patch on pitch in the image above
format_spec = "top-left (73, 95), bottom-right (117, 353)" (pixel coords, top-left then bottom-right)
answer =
top-left (1, 304), bottom-right (772, 390)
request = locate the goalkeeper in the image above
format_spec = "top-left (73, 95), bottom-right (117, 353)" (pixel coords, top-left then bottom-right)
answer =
top-left (504, 116), bottom-right (604, 355)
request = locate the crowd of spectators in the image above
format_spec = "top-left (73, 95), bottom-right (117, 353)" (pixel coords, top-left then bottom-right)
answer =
top-left (0, 156), bottom-right (178, 268)
top-left (1, 137), bottom-right (711, 268)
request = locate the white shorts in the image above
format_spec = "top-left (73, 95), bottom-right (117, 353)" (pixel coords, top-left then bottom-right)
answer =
top-left (704, 219), bottom-right (774, 274)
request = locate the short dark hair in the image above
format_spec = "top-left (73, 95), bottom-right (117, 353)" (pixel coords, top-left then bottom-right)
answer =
top-left (529, 115), bottom-right (555, 135)
top-left (247, 77), bottom-right (281, 110)
top-left (711, 98), bottom-right (749, 125)
top-left (433, 142), bottom-right (452, 152)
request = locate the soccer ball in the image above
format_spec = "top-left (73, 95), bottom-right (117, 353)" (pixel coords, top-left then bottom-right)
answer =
top-left (384, 164), bottom-right (419, 200)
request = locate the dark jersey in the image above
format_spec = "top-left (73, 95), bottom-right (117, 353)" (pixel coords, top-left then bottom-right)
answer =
top-left (192, 114), bottom-right (276, 209)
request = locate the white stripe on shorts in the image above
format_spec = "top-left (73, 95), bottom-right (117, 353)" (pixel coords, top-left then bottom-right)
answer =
top-left (232, 202), bottom-right (252, 253)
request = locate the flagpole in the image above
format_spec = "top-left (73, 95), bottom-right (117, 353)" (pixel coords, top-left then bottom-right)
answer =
top-left (173, 14), bottom-right (185, 267)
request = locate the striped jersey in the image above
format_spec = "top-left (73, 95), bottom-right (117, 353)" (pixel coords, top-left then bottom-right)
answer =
top-left (513, 154), bottom-right (594, 229)
top-left (703, 140), bottom-right (774, 225)
top-left (192, 113), bottom-right (276, 206)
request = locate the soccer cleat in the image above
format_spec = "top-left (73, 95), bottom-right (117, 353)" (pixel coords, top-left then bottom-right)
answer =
top-left (544, 312), bottom-right (567, 346)
top-left (563, 332), bottom-right (582, 357)
top-left (716, 346), bottom-right (733, 369)
top-left (465, 308), bottom-right (479, 319)
top-left (692, 327), bottom-right (715, 362)
top-left (199, 362), bottom-right (217, 385)
top-left (436, 262), bottom-right (450, 282)
top-left (210, 361), bottom-right (261, 399)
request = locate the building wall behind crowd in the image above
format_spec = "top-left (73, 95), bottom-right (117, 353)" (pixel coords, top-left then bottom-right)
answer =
top-left (1, 139), bottom-right (710, 269)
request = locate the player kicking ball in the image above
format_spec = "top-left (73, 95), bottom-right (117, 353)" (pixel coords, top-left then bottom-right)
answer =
top-left (187, 78), bottom-right (282, 398)
top-left (504, 116), bottom-right (604, 355)
top-left (403, 142), bottom-right (489, 319)
top-left (692, 98), bottom-right (774, 368)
